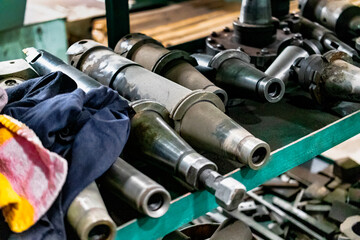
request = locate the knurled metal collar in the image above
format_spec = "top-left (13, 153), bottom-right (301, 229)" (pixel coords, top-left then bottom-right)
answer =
top-left (322, 50), bottom-right (353, 64)
top-left (208, 49), bottom-right (250, 70)
top-left (171, 90), bottom-right (225, 121)
top-left (114, 33), bottom-right (163, 58)
top-left (152, 50), bottom-right (198, 75)
top-left (130, 99), bottom-right (172, 125)
top-left (67, 40), bottom-right (110, 68)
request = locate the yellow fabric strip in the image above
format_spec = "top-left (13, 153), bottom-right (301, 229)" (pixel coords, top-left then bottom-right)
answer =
top-left (0, 116), bottom-right (35, 232)
top-left (0, 127), bottom-right (14, 146)
top-left (0, 115), bottom-right (22, 134)
top-left (0, 173), bottom-right (35, 233)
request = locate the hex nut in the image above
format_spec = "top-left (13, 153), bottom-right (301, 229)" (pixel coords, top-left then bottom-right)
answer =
top-left (215, 178), bottom-right (246, 211)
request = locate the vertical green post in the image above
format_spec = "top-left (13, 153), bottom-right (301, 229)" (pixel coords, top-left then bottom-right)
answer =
top-left (105, 0), bottom-right (130, 49)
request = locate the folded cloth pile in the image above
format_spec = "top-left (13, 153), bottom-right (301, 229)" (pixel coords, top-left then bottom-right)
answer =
top-left (1, 72), bottom-right (131, 239)
top-left (0, 115), bottom-right (68, 233)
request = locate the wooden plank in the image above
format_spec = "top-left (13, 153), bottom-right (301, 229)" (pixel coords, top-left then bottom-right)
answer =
top-left (116, 110), bottom-right (360, 240)
top-left (141, 11), bottom-right (231, 37)
top-left (151, 12), bottom-right (238, 44)
top-left (92, 0), bottom-right (240, 46)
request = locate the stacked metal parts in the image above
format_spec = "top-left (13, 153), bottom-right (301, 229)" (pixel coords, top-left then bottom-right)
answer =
top-left (163, 157), bottom-right (360, 240)
top-left (0, 0), bottom-right (360, 239)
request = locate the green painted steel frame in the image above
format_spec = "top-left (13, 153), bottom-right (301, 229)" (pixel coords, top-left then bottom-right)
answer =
top-left (115, 109), bottom-right (360, 240)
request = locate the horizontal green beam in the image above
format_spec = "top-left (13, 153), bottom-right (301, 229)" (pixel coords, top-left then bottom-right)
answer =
top-left (116, 109), bottom-right (360, 240)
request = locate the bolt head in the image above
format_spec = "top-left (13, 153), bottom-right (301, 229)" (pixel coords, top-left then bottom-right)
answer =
top-left (211, 31), bottom-right (218, 37)
top-left (294, 33), bottom-right (303, 39)
top-left (216, 44), bottom-right (225, 50)
top-left (261, 48), bottom-right (269, 54)
top-left (215, 178), bottom-right (246, 211)
top-left (207, 37), bottom-right (216, 44)
top-left (283, 27), bottom-right (291, 35)
top-left (223, 27), bottom-right (230, 32)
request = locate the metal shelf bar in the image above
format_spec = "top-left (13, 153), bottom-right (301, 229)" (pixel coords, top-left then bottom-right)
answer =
top-left (115, 109), bottom-right (360, 240)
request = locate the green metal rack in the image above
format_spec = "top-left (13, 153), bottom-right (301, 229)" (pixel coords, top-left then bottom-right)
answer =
top-left (114, 92), bottom-right (360, 240)
top-left (103, 1), bottom-right (360, 239)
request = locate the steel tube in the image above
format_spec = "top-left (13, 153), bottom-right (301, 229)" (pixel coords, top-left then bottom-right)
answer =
top-left (193, 50), bottom-right (285, 103)
top-left (23, 48), bottom-right (101, 92)
top-left (300, 0), bottom-right (360, 40)
top-left (239, 0), bottom-right (272, 25)
top-left (67, 40), bottom-right (270, 170)
top-left (298, 17), bottom-right (359, 61)
top-left (128, 104), bottom-right (246, 210)
top-left (115, 33), bottom-right (228, 104)
top-left (265, 46), bottom-right (310, 84)
top-left (292, 50), bottom-right (360, 106)
top-left (67, 182), bottom-right (116, 240)
top-left (101, 158), bottom-right (171, 218)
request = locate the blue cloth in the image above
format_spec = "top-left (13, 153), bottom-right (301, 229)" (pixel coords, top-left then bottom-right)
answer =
top-left (2, 72), bottom-right (130, 239)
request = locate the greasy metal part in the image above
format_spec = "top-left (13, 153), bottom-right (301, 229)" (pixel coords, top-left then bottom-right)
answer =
top-left (272, 196), bottom-right (336, 236)
top-left (67, 40), bottom-right (271, 170)
top-left (267, 222), bottom-right (284, 236)
top-left (179, 101), bottom-right (270, 169)
top-left (192, 50), bottom-right (285, 103)
top-left (114, 33), bottom-right (228, 105)
top-left (198, 169), bottom-right (245, 210)
top-left (292, 50), bottom-right (360, 106)
top-left (329, 201), bottom-right (360, 223)
top-left (304, 182), bottom-right (330, 200)
top-left (252, 205), bottom-right (270, 222)
top-left (236, 0), bottom-right (277, 47)
top-left (238, 200), bottom-right (257, 212)
top-left (128, 102), bottom-right (246, 210)
top-left (304, 204), bottom-right (332, 212)
top-left (285, 15), bottom-right (360, 61)
top-left (209, 218), bottom-right (253, 240)
top-left (0, 59), bottom-right (38, 89)
top-left (268, 187), bottom-right (301, 200)
top-left (292, 189), bottom-right (304, 206)
top-left (266, 46), bottom-right (309, 84)
top-left (24, 47), bottom-right (245, 211)
top-left (178, 224), bottom-right (220, 240)
top-left (67, 182), bottom-right (116, 240)
top-left (340, 215), bottom-right (360, 240)
top-left (348, 188), bottom-right (360, 206)
top-left (205, 0), bottom-right (298, 70)
top-left (101, 158), bottom-right (170, 218)
top-left (223, 210), bottom-right (284, 240)
top-left (327, 177), bottom-right (342, 190)
top-left (262, 177), bottom-right (300, 188)
top-left (247, 191), bottom-right (326, 240)
top-left (287, 166), bottom-right (330, 187)
top-left (271, 0), bottom-right (290, 19)
top-left (265, 37), bottom-right (321, 84)
top-left (323, 188), bottom-right (347, 204)
top-left (334, 157), bottom-right (360, 183)
top-left (299, 0), bottom-right (360, 41)
top-left (206, 26), bottom-right (295, 70)
top-left (23, 47), bottom-right (102, 93)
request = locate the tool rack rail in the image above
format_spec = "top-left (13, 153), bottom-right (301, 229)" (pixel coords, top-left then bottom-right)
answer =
top-left (101, 1), bottom-right (360, 239)
top-left (115, 90), bottom-right (360, 240)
